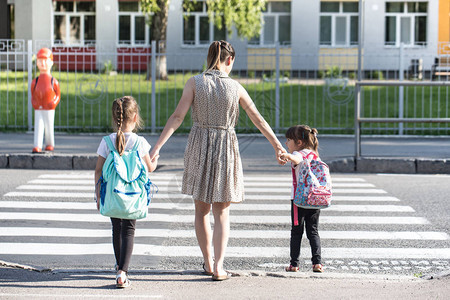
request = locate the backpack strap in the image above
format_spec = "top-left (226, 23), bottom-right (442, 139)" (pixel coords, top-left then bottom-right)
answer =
top-left (131, 137), bottom-right (141, 152)
top-left (103, 136), bottom-right (117, 154)
top-left (51, 77), bottom-right (55, 92)
top-left (33, 77), bottom-right (39, 92)
top-left (103, 135), bottom-right (142, 155)
top-left (291, 167), bottom-right (299, 226)
top-left (303, 151), bottom-right (318, 161)
top-left (132, 138), bottom-right (146, 172)
top-left (33, 76), bottom-right (55, 92)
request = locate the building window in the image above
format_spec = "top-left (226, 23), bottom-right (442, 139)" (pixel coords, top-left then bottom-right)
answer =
top-left (182, 0), bottom-right (226, 46)
top-left (385, 2), bottom-right (427, 47)
top-left (320, 1), bottom-right (359, 47)
top-left (118, 1), bottom-right (152, 46)
top-left (53, 1), bottom-right (96, 46)
top-left (249, 1), bottom-right (291, 46)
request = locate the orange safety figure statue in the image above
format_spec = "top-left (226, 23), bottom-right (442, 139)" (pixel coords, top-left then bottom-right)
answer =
top-left (31, 48), bottom-right (60, 153)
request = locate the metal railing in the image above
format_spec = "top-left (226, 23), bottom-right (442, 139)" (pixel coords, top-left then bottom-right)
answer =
top-left (2, 39), bottom-right (450, 135)
top-left (355, 81), bottom-right (450, 158)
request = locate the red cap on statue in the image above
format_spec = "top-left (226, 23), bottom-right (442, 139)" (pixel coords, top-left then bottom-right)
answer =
top-left (36, 48), bottom-right (53, 61)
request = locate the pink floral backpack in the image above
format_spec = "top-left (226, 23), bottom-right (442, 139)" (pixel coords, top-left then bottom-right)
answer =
top-left (293, 151), bottom-right (332, 209)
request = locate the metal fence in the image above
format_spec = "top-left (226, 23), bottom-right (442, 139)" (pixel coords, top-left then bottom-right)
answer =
top-left (1, 39), bottom-right (449, 135)
top-left (355, 81), bottom-right (450, 157)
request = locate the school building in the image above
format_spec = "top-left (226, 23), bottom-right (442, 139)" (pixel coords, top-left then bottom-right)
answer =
top-left (1, 0), bottom-right (449, 74)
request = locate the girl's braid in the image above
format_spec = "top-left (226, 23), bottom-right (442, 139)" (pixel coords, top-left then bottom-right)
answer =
top-left (115, 98), bottom-right (126, 155)
top-left (116, 98), bottom-right (123, 131)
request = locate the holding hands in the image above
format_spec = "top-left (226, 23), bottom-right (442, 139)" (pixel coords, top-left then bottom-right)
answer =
top-left (279, 152), bottom-right (291, 164)
top-left (276, 146), bottom-right (288, 165)
top-left (279, 151), bottom-right (302, 166)
top-left (149, 147), bottom-right (160, 162)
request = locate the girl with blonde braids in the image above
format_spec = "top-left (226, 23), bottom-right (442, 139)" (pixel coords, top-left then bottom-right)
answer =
top-left (94, 96), bottom-right (158, 288)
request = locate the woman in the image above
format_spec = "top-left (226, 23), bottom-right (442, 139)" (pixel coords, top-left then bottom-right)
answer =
top-left (149, 40), bottom-right (285, 281)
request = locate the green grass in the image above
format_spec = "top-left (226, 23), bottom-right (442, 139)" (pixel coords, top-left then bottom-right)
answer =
top-left (1, 71), bottom-right (449, 135)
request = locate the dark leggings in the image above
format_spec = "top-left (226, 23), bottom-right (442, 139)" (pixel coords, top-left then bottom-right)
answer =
top-left (289, 201), bottom-right (322, 267)
top-left (111, 218), bottom-right (136, 272)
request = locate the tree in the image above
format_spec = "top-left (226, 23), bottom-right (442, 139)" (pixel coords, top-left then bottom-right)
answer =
top-left (140, 0), bottom-right (267, 80)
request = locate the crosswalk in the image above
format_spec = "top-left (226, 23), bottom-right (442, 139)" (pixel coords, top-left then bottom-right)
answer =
top-left (1, 171), bottom-right (449, 273)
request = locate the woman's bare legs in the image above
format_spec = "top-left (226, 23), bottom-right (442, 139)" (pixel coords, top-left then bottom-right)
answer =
top-left (194, 200), bottom-right (213, 273)
top-left (212, 201), bottom-right (231, 276)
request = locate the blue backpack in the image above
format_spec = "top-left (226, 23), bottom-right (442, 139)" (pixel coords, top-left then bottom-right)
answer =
top-left (98, 136), bottom-right (157, 219)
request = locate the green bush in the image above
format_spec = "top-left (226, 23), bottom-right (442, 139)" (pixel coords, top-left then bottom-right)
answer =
top-left (318, 70), bottom-right (324, 79)
top-left (369, 70), bottom-right (384, 80)
top-left (325, 66), bottom-right (343, 78)
top-left (102, 60), bottom-right (114, 74)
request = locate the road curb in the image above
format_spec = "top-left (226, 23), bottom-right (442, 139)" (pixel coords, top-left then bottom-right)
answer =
top-left (356, 157), bottom-right (416, 174)
top-left (422, 269), bottom-right (450, 280)
top-left (1, 263), bottom-right (420, 281)
top-left (0, 154), bottom-right (449, 174)
top-left (416, 158), bottom-right (450, 174)
top-left (0, 260), bottom-right (51, 273)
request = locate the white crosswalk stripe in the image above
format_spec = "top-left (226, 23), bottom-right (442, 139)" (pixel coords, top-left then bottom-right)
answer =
top-left (0, 212), bottom-right (431, 224)
top-left (4, 191), bottom-right (400, 201)
top-left (3, 227), bottom-right (448, 240)
top-left (0, 201), bottom-right (416, 212)
top-left (37, 174), bottom-right (367, 182)
top-left (1, 172), bottom-right (449, 272)
top-left (1, 243), bottom-right (449, 259)
top-left (18, 182), bottom-right (376, 188)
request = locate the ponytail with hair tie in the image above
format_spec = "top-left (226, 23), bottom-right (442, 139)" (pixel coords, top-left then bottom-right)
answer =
top-left (205, 40), bottom-right (236, 71)
top-left (216, 41), bottom-right (221, 69)
top-left (286, 124), bottom-right (320, 155)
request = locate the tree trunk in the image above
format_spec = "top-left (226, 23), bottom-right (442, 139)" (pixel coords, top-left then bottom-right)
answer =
top-left (146, 0), bottom-right (169, 81)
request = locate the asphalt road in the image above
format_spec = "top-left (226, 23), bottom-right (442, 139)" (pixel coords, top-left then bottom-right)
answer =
top-left (1, 169), bottom-right (449, 278)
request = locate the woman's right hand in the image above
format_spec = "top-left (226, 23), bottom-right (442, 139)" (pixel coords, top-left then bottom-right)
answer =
top-left (149, 147), bottom-right (160, 161)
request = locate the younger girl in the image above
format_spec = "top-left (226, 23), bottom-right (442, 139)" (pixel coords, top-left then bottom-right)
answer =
top-left (280, 125), bottom-right (323, 273)
top-left (94, 96), bottom-right (158, 288)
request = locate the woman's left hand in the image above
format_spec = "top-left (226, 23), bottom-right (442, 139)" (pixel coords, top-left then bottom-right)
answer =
top-left (276, 147), bottom-right (288, 165)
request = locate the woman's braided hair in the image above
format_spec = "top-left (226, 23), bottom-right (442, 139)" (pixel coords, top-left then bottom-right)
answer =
top-left (112, 96), bottom-right (142, 156)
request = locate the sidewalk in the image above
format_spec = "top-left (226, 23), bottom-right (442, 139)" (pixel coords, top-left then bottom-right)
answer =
top-left (0, 132), bottom-right (449, 173)
top-left (1, 266), bottom-right (449, 300)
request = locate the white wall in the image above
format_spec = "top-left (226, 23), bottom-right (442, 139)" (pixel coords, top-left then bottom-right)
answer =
top-left (291, 0), bottom-right (320, 70)
top-left (363, 0), bottom-right (439, 71)
top-left (10, 0), bottom-right (441, 72)
top-left (166, 0), bottom-right (207, 71)
top-left (166, 0), bottom-right (248, 72)
top-left (96, 0), bottom-right (118, 68)
top-left (14, 0), bottom-right (52, 41)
